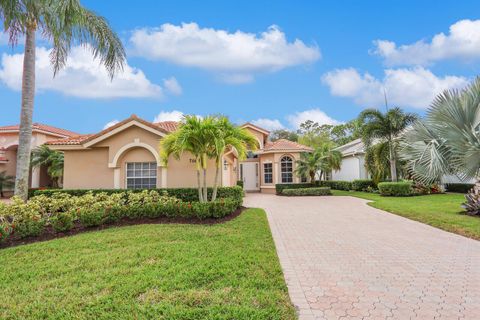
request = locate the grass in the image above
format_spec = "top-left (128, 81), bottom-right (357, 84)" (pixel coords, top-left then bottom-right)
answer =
top-left (0, 209), bottom-right (295, 320)
top-left (332, 190), bottom-right (480, 240)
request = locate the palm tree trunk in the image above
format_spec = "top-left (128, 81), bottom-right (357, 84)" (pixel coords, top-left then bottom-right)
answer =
top-left (212, 160), bottom-right (220, 202)
top-left (196, 168), bottom-right (204, 202)
top-left (310, 171), bottom-right (315, 184)
top-left (203, 168), bottom-right (208, 202)
top-left (14, 26), bottom-right (36, 201)
top-left (389, 139), bottom-right (398, 182)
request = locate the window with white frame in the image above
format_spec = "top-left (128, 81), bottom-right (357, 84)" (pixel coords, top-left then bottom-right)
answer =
top-left (264, 163), bottom-right (273, 184)
top-left (280, 156), bottom-right (293, 183)
top-left (126, 162), bottom-right (157, 189)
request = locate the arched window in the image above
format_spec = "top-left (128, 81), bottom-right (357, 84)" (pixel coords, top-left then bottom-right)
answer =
top-left (280, 156), bottom-right (293, 183)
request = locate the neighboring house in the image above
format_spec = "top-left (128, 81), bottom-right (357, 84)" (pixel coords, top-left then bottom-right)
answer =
top-left (331, 138), bottom-right (368, 181)
top-left (0, 123), bottom-right (79, 194)
top-left (43, 116), bottom-right (312, 193)
top-left (332, 138), bottom-right (474, 184)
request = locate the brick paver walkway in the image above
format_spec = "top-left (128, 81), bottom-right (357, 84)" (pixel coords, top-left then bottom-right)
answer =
top-left (245, 194), bottom-right (480, 320)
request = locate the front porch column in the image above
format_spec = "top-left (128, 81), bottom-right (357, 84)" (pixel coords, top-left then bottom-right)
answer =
top-left (113, 168), bottom-right (121, 189)
top-left (31, 167), bottom-right (40, 188)
top-left (161, 167), bottom-right (167, 188)
top-left (275, 161), bottom-right (280, 184)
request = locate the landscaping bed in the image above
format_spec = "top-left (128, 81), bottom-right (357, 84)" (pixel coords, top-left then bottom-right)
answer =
top-left (281, 187), bottom-right (331, 196)
top-left (0, 208), bottom-right (296, 319)
top-left (0, 187), bottom-right (243, 249)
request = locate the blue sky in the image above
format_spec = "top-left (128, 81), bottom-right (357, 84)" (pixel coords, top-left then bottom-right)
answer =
top-left (1, 0), bottom-right (479, 134)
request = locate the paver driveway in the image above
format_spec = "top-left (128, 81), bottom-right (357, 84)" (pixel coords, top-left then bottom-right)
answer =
top-left (244, 193), bottom-right (480, 320)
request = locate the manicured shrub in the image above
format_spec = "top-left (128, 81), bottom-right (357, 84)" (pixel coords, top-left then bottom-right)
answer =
top-left (50, 212), bottom-right (75, 232)
top-left (352, 179), bottom-right (376, 192)
top-left (275, 183), bottom-right (317, 194)
top-left (319, 180), bottom-right (353, 191)
top-left (3, 196), bottom-right (45, 238)
top-left (236, 180), bottom-right (244, 188)
top-left (30, 186), bottom-right (244, 203)
top-left (78, 208), bottom-right (104, 227)
top-left (282, 187), bottom-right (332, 196)
top-left (446, 183), bottom-right (474, 194)
top-left (378, 181), bottom-right (413, 197)
top-left (0, 223), bottom-right (13, 243)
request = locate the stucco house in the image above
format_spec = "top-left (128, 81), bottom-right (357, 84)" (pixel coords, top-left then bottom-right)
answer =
top-left (331, 138), bottom-right (368, 181)
top-left (0, 123), bottom-right (79, 194)
top-left (33, 116), bottom-right (313, 193)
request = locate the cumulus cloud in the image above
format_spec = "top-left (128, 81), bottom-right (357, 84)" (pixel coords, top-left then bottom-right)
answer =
top-left (153, 110), bottom-right (185, 122)
top-left (0, 46), bottom-right (163, 98)
top-left (286, 109), bottom-right (340, 129)
top-left (251, 118), bottom-right (285, 131)
top-left (103, 120), bottom-right (120, 129)
top-left (163, 77), bottom-right (182, 95)
top-left (130, 23), bottom-right (320, 83)
top-left (373, 19), bottom-right (480, 66)
top-left (322, 67), bottom-right (468, 109)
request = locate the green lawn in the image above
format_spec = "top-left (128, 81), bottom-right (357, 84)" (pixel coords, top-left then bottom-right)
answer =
top-left (332, 190), bottom-right (480, 240)
top-left (0, 209), bottom-right (295, 320)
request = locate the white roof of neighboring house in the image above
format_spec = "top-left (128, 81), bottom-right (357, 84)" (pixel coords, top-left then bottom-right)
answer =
top-left (335, 138), bottom-right (365, 157)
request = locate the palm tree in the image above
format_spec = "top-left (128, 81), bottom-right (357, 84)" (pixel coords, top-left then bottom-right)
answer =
top-left (1, 0), bottom-right (126, 200)
top-left (31, 145), bottom-right (64, 187)
top-left (209, 116), bottom-right (258, 201)
top-left (364, 142), bottom-right (390, 184)
top-left (359, 107), bottom-right (417, 182)
top-left (295, 144), bottom-right (342, 183)
top-left (161, 116), bottom-right (215, 203)
top-left (401, 78), bottom-right (480, 195)
top-left (0, 171), bottom-right (15, 198)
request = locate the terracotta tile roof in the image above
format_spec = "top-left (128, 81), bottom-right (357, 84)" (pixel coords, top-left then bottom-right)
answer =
top-left (263, 139), bottom-right (313, 152)
top-left (46, 116), bottom-right (178, 146)
top-left (155, 121), bottom-right (178, 133)
top-left (46, 134), bottom-right (94, 145)
top-left (0, 157), bottom-right (8, 162)
top-left (0, 123), bottom-right (79, 137)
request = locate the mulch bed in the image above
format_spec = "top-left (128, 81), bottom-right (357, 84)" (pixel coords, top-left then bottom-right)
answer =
top-left (0, 206), bottom-right (246, 250)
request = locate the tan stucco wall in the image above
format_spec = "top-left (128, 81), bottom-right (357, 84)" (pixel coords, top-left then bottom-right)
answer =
top-left (166, 153), bottom-right (219, 188)
top-left (245, 128), bottom-right (267, 149)
top-left (96, 126), bottom-right (161, 165)
top-left (63, 148), bottom-right (113, 189)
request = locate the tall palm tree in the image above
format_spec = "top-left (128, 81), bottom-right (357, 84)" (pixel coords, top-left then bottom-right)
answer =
top-left (31, 145), bottom-right (64, 187)
top-left (401, 78), bottom-right (480, 196)
top-left (364, 142), bottom-right (390, 184)
top-left (359, 107), bottom-right (417, 182)
top-left (161, 116), bottom-right (215, 203)
top-left (209, 116), bottom-right (258, 201)
top-left (295, 144), bottom-right (342, 183)
top-left (1, 0), bottom-right (126, 200)
top-left (0, 171), bottom-right (15, 198)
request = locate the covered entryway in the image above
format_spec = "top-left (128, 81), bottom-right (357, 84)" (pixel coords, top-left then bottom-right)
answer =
top-left (240, 161), bottom-right (259, 191)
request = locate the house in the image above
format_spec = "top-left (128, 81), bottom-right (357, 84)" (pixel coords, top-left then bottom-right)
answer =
top-left (0, 123), bottom-right (79, 194)
top-left (331, 138), bottom-right (368, 181)
top-left (41, 116), bottom-right (312, 193)
top-left (332, 138), bottom-right (474, 185)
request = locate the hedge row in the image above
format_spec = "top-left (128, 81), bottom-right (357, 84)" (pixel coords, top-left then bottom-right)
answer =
top-left (30, 186), bottom-right (244, 203)
top-left (275, 183), bottom-right (317, 194)
top-left (445, 183), bottom-right (474, 194)
top-left (378, 181), bottom-right (413, 196)
top-left (351, 179), bottom-right (376, 191)
top-left (282, 187), bottom-right (332, 196)
top-left (0, 190), bottom-right (243, 242)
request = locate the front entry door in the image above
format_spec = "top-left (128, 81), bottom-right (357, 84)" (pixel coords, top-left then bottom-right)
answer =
top-left (241, 162), bottom-right (260, 191)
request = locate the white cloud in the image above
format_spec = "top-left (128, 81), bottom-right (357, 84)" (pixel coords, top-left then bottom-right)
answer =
top-left (373, 19), bottom-right (480, 66)
top-left (103, 119), bottom-right (120, 129)
top-left (286, 109), bottom-right (341, 129)
top-left (163, 77), bottom-right (182, 95)
top-left (251, 118), bottom-right (285, 131)
top-left (153, 110), bottom-right (185, 122)
top-left (130, 23), bottom-right (320, 83)
top-left (322, 67), bottom-right (468, 109)
top-left (0, 46), bottom-right (162, 98)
